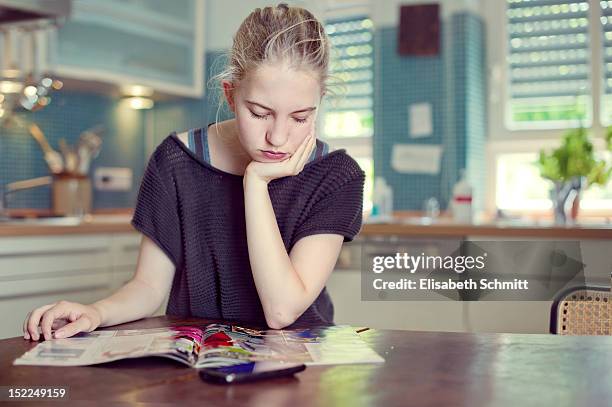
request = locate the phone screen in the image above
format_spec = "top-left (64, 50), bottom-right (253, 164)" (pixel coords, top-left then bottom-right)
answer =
top-left (200, 362), bottom-right (306, 384)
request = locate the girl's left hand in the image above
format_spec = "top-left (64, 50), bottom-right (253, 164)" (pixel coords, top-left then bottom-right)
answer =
top-left (244, 126), bottom-right (317, 185)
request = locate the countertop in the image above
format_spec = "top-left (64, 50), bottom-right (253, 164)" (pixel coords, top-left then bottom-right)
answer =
top-left (0, 214), bottom-right (136, 237)
top-left (1, 213), bottom-right (611, 239)
top-left (361, 217), bottom-right (612, 239)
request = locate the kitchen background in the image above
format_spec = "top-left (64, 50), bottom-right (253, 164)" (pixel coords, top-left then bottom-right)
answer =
top-left (0, 1), bottom-right (486, 217)
top-left (1, 0), bottom-right (611, 217)
top-left (0, 0), bottom-right (611, 339)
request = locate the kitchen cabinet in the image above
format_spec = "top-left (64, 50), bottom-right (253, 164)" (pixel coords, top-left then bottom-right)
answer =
top-left (0, 232), bottom-right (168, 339)
top-left (46, 0), bottom-right (204, 97)
top-left (326, 237), bottom-right (572, 334)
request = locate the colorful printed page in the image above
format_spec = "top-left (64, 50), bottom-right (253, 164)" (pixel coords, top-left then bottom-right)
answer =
top-left (13, 324), bottom-right (384, 367)
top-left (195, 324), bottom-right (385, 368)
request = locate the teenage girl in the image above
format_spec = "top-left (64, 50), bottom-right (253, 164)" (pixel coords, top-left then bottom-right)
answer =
top-left (23, 3), bottom-right (364, 341)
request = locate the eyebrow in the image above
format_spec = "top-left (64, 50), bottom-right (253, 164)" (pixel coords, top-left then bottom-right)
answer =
top-left (245, 100), bottom-right (317, 114)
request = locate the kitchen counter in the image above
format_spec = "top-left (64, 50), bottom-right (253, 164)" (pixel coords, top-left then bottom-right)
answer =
top-left (1, 213), bottom-right (611, 238)
top-left (361, 218), bottom-right (612, 239)
top-left (0, 214), bottom-right (135, 237)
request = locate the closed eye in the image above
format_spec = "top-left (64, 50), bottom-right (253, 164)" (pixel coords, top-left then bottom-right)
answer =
top-left (250, 111), bottom-right (269, 120)
top-left (250, 111), bottom-right (308, 124)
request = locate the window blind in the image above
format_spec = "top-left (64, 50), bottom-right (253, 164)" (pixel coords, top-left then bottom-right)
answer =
top-left (506, 0), bottom-right (590, 126)
top-left (323, 16), bottom-right (374, 138)
top-left (600, 0), bottom-right (612, 121)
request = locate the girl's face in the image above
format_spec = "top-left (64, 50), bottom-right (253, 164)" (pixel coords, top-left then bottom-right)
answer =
top-left (224, 63), bottom-right (322, 162)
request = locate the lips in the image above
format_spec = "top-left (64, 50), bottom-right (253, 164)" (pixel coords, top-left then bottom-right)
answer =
top-left (261, 150), bottom-right (288, 160)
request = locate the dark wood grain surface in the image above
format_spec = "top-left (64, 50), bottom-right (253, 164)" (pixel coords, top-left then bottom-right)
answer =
top-left (1, 316), bottom-right (611, 406)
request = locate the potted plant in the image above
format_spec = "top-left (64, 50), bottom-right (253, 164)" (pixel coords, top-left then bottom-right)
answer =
top-left (536, 127), bottom-right (612, 224)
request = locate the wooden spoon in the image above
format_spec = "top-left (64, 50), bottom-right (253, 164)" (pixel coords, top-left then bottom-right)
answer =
top-left (29, 123), bottom-right (64, 174)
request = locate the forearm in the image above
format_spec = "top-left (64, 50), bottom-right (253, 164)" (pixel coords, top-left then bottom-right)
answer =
top-left (91, 278), bottom-right (165, 327)
top-left (243, 174), bottom-right (309, 327)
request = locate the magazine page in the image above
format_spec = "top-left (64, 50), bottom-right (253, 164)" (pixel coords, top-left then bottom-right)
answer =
top-left (195, 324), bottom-right (312, 368)
top-left (195, 324), bottom-right (385, 368)
top-left (13, 326), bottom-right (203, 367)
top-left (13, 324), bottom-right (384, 368)
top-left (291, 326), bottom-right (386, 366)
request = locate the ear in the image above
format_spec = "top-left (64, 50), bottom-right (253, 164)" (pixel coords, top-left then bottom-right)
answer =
top-left (222, 80), bottom-right (236, 113)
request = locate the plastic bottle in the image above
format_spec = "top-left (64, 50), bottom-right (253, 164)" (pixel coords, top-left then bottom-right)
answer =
top-left (383, 180), bottom-right (393, 220)
top-left (372, 176), bottom-right (385, 217)
top-left (451, 169), bottom-right (473, 223)
top-left (372, 177), bottom-right (393, 221)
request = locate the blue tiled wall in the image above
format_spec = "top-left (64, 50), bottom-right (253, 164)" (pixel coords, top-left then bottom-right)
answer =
top-left (0, 51), bottom-right (227, 211)
top-left (374, 26), bottom-right (446, 210)
top-left (375, 11), bottom-right (487, 211)
top-left (0, 93), bottom-right (145, 210)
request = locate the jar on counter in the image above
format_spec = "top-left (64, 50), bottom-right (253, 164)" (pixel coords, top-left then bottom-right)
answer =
top-left (52, 174), bottom-right (92, 216)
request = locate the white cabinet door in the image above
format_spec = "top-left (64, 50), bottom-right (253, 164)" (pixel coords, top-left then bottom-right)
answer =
top-left (47, 0), bottom-right (204, 97)
top-left (109, 233), bottom-right (168, 316)
top-left (328, 238), bottom-right (553, 334)
top-left (0, 234), bottom-right (114, 339)
top-left (0, 232), bottom-right (173, 339)
top-left (327, 269), bottom-right (469, 332)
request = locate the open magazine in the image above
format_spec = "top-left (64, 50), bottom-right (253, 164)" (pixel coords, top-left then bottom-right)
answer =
top-left (13, 324), bottom-right (385, 367)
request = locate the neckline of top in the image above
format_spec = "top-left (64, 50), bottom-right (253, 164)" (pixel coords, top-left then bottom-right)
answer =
top-left (168, 123), bottom-right (345, 179)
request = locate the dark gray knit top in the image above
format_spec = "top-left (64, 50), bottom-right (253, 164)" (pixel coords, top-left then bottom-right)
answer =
top-left (131, 131), bottom-right (365, 328)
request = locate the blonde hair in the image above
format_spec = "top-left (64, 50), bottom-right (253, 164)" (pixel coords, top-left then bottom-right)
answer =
top-left (209, 3), bottom-right (333, 125)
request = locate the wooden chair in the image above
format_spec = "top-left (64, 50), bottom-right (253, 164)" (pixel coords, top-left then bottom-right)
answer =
top-left (550, 276), bottom-right (611, 335)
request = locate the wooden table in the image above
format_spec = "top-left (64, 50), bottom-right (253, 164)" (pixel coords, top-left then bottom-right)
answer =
top-left (1, 316), bottom-right (611, 406)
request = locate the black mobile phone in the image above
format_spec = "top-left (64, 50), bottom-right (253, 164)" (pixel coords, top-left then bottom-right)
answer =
top-left (199, 361), bottom-right (306, 384)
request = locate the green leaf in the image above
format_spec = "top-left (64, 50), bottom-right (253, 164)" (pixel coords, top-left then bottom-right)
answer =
top-left (537, 126), bottom-right (612, 188)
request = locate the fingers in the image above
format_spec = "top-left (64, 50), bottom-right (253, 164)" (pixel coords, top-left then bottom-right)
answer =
top-left (26, 303), bottom-right (56, 341)
top-left (23, 311), bottom-right (32, 340)
top-left (52, 319), bottom-right (70, 330)
top-left (40, 303), bottom-right (72, 341)
top-left (23, 302), bottom-right (97, 341)
top-left (290, 129), bottom-right (314, 162)
top-left (24, 313), bottom-right (68, 340)
top-left (305, 131), bottom-right (316, 160)
top-left (54, 317), bottom-right (92, 339)
top-left (305, 124), bottom-right (317, 156)
top-left (294, 132), bottom-right (316, 173)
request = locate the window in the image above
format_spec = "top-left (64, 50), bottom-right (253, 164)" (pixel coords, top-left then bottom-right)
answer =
top-left (506, 0), bottom-right (591, 129)
top-left (496, 153), bottom-right (558, 210)
top-left (496, 151), bottom-right (612, 211)
top-left (321, 15), bottom-right (374, 211)
top-left (323, 16), bottom-right (374, 138)
top-left (601, 0), bottom-right (612, 123)
top-left (488, 0), bottom-right (612, 215)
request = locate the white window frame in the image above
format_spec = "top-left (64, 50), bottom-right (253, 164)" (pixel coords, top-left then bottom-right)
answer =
top-left (484, 0), bottom-right (612, 216)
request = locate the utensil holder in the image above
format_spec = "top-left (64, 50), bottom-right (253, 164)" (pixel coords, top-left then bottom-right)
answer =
top-left (52, 174), bottom-right (92, 216)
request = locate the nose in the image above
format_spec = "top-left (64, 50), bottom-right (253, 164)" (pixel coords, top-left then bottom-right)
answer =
top-left (265, 118), bottom-right (289, 148)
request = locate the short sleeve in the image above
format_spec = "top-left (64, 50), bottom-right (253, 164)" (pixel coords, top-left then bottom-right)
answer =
top-left (131, 154), bottom-right (183, 268)
top-left (293, 171), bottom-right (365, 244)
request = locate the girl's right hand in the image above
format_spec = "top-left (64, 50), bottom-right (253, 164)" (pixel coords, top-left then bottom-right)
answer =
top-left (23, 301), bottom-right (103, 341)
